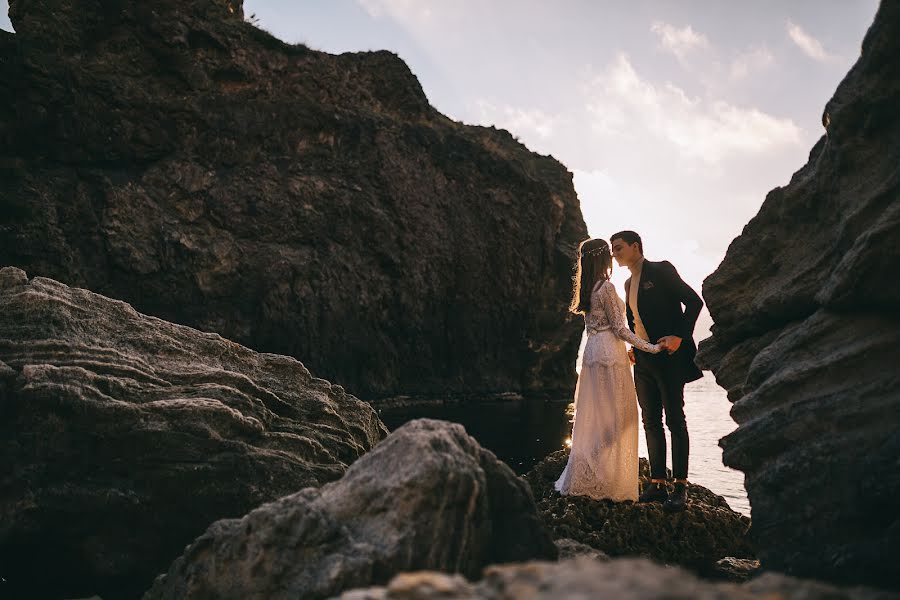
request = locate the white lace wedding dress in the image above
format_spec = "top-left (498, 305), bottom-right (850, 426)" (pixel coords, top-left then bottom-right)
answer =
top-left (554, 279), bottom-right (660, 501)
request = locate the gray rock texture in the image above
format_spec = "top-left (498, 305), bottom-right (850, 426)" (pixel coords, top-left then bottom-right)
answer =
top-left (144, 419), bottom-right (557, 600)
top-left (525, 450), bottom-right (754, 575)
top-left (553, 538), bottom-right (610, 561)
top-left (336, 557), bottom-right (899, 600)
top-left (696, 0), bottom-right (900, 590)
top-left (0, 267), bottom-right (387, 599)
top-left (0, 0), bottom-right (588, 400)
top-left (711, 557), bottom-right (762, 583)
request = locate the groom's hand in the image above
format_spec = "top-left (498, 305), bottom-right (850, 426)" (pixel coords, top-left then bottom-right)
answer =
top-left (657, 336), bottom-right (683, 354)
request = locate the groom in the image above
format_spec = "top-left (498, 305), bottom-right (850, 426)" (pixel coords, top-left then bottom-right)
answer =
top-left (611, 231), bottom-right (703, 513)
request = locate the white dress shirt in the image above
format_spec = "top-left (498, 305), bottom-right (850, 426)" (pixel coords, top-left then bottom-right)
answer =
top-left (628, 258), bottom-right (650, 342)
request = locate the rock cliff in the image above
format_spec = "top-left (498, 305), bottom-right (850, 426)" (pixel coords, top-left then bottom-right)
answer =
top-left (697, 0), bottom-right (900, 590)
top-left (0, 268), bottom-right (386, 599)
top-left (0, 0), bottom-right (587, 399)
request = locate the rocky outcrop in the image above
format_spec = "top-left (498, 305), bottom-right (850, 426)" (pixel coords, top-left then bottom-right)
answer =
top-left (525, 451), bottom-right (754, 574)
top-left (696, 0), bottom-right (900, 590)
top-left (336, 557), bottom-right (898, 600)
top-left (553, 538), bottom-right (610, 561)
top-left (145, 419), bottom-right (557, 600)
top-left (712, 557), bottom-right (762, 583)
top-left (0, 267), bottom-right (387, 599)
top-left (0, 0), bottom-right (588, 399)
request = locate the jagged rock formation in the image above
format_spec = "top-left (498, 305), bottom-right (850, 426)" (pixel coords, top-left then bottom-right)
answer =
top-left (145, 419), bottom-right (558, 600)
top-left (696, 0), bottom-right (900, 590)
top-left (525, 451), bottom-right (754, 575)
top-left (336, 558), bottom-right (897, 600)
top-left (0, 267), bottom-right (387, 599)
top-left (0, 0), bottom-right (588, 400)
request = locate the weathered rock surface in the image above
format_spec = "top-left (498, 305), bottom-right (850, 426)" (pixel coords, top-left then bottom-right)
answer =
top-left (553, 538), bottom-right (610, 561)
top-left (525, 450), bottom-right (754, 574)
top-left (144, 419), bottom-right (557, 600)
top-left (0, 0), bottom-right (588, 400)
top-left (712, 557), bottom-right (762, 583)
top-left (337, 557), bottom-right (899, 600)
top-left (696, 1), bottom-right (900, 590)
top-left (0, 267), bottom-right (387, 599)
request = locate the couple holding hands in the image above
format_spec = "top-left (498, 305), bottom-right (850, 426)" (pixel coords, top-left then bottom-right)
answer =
top-left (555, 230), bottom-right (703, 513)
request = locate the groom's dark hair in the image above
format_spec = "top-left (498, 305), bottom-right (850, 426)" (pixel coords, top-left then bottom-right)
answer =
top-left (611, 230), bottom-right (643, 254)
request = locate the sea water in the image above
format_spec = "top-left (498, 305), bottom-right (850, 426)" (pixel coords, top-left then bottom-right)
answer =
top-left (379, 373), bottom-right (750, 516)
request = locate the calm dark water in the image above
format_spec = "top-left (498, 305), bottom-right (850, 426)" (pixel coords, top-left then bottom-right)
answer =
top-left (378, 373), bottom-right (750, 515)
top-left (380, 397), bottom-right (573, 473)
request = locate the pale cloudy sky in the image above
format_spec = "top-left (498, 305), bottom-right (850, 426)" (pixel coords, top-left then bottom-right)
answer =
top-left (1, 1), bottom-right (880, 338)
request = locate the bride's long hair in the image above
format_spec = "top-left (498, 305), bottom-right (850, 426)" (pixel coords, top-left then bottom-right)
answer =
top-left (569, 238), bottom-right (613, 314)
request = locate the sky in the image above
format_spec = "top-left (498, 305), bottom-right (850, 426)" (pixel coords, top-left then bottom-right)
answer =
top-left (1, 1), bottom-right (880, 339)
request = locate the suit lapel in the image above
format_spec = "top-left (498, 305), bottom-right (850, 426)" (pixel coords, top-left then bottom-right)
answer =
top-left (636, 260), bottom-right (650, 312)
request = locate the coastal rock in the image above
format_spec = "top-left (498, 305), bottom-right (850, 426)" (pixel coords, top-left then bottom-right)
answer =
top-left (553, 538), bottom-right (610, 561)
top-left (337, 557), bottom-right (899, 600)
top-left (696, 1), bottom-right (900, 590)
top-left (144, 419), bottom-right (557, 600)
top-left (711, 557), bottom-right (762, 583)
top-left (525, 450), bottom-right (754, 574)
top-left (0, 0), bottom-right (587, 399)
top-left (0, 267), bottom-right (387, 599)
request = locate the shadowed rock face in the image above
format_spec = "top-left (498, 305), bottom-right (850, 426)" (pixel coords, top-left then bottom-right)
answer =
top-left (696, 1), bottom-right (900, 590)
top-left (145, 419), bottom-right (558, 600)
top-left (0, 0), bottom-right (588, 400)
top-left (0, 267), bottom-right (387, 599)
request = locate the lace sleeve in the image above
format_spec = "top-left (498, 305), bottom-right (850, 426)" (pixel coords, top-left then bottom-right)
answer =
top-left (599, 281), bottom-right (661, 353)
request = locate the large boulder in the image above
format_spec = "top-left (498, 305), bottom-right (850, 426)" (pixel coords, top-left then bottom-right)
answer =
top-left (0, 0), bottom-right (588, 400)
top-left (696, 0), bottom-right (900, 590)
top-left (144, 419), bottom-right (558, 600)
top-left (336, 557), bottom-right (897, 600)
top-left (0, 267), bottom-right (387, 599)
top-left (525, 450), bottom-right (754, 574)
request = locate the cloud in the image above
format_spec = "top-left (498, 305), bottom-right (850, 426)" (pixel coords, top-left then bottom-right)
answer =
top-left (473, 100), bottom-right (562, 140)
top-left (787, 21), bottom-right (830, 61)
top-left (650, 21), bottom-right (710, 61)
top-left (730, 46), bottom-right (775, 80)
top-left (585, 54), bottom-right (802, 163)
top-left (357, 0), bottom-right (439, 24)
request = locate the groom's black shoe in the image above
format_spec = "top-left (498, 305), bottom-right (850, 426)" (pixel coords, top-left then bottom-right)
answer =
top-left (638, 481), bottom-right (668, 503)
top-left (664, 482), bottom-right (688, 512)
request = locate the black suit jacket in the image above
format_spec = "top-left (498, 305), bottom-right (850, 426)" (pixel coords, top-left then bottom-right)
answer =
top-left (624, 259), bottom-right (703, 384)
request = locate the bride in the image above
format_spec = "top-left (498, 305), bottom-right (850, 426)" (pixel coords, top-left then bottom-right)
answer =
top-left (555, 238), bottom-right (662, 501)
